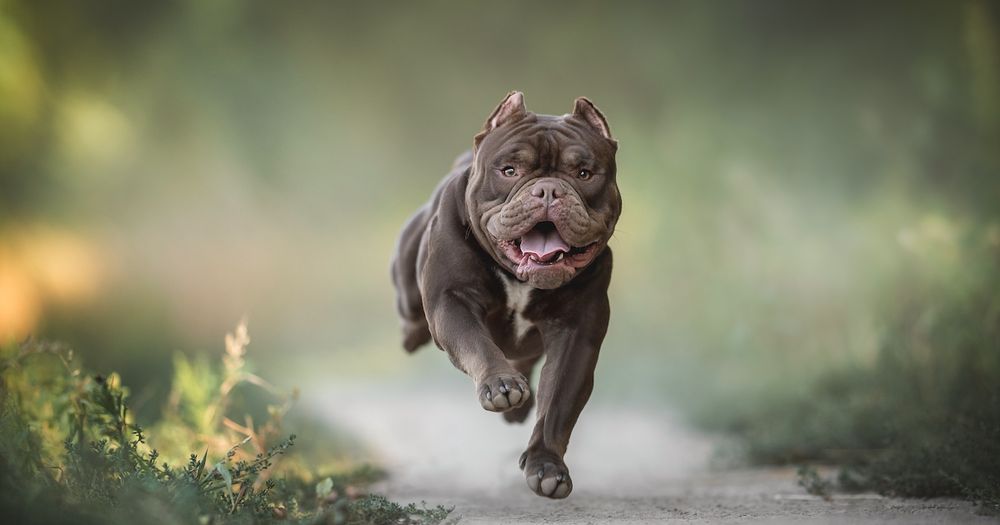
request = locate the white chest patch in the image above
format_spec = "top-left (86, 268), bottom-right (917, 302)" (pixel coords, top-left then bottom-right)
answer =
top-left (497, 269), bottom-right (534, 340)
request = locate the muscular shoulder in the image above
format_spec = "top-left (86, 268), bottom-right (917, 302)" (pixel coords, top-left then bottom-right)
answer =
top-left (418, 156), bottom-right (501, 297)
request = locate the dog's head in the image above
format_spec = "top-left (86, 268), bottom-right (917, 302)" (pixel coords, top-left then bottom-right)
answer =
top-left (466, 91), bottom-right (621, 289)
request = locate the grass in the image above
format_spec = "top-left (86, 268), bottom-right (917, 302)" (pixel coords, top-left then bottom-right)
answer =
top-left (0, 323), bottom-right (451, 525)
top-left (711, 230), bottom-right (1000, 512)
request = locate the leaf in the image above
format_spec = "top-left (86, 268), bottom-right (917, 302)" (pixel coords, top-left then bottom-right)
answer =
top-left (316, 476), bottom-right (334, 499)
top-left (195, 448), bottom-right (208, 481)
top-left (214, 462), bottom-right (235, 507)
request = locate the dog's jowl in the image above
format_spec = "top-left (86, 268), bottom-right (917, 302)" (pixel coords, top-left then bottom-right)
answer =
top-left (391, 92), bottom-right (621, 499)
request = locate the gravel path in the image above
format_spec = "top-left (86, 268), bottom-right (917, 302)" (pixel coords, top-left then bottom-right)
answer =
top-left (305, 382), bottom-right (994, 524)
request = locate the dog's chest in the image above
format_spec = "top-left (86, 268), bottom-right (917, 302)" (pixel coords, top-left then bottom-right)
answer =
top-left (497, 269), bottom-right (534, 340)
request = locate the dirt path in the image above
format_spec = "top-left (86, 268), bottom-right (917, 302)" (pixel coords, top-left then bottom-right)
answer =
top-left (304, 381), bottom-right (994, 524)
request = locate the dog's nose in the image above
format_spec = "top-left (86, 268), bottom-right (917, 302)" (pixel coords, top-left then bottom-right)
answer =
top-left (530, 181), bottom-right (564, 205)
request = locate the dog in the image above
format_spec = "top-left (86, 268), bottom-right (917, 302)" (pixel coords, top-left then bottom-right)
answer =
top-left (391, 91), bottom-right (621, 499)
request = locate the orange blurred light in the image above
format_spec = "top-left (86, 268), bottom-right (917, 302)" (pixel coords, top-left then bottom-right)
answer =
top-left (22, 229), bottom-right (103, 303)
top-left (0, 254), bottom-right (41, 342)
top-left (0, 226), bottom-right (105, 341)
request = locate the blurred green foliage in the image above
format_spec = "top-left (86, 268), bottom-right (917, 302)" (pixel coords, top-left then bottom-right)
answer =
top-left (0, 327), bottom-right (450, 524)
top-left (1, 0), bottom-right (999, 509)
top-left (720, 230), bottom-right (1000, 510)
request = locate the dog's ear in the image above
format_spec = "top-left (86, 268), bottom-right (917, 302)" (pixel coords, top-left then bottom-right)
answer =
top-left (474, 91), bottom-right (526, 148)
top-left (572, 97), bottom-right (617, 148)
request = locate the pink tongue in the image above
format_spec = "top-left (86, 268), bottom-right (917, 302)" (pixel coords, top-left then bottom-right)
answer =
top-left (520, 226), bottom-right (570, 260)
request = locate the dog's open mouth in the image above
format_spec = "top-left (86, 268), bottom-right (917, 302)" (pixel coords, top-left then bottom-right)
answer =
top-left (498, 221), bottom-right (602, 283)
top-left (517, 222), bottom-right (585, 264)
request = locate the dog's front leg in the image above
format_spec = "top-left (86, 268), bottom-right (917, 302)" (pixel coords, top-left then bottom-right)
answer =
top-left (519, 291), bottom-right (610, 499)
top-left (427, 289), bottom-right (531, 413)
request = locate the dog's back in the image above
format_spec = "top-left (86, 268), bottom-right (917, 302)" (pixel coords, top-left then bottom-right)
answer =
top-left (391, 151), bottom-right (473, 352)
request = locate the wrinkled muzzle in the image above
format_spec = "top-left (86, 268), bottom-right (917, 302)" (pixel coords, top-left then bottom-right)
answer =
top-left (485, 179), bottom-right (608, 289)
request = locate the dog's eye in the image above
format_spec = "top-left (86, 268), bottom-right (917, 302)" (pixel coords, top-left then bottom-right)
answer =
top-left (500, 166), bottom-right (517, 177)
top-left (577, 169), bottom-right (593, 180)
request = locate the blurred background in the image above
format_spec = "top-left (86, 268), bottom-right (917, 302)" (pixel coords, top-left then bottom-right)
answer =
top-left (1, 0), bottom-right (999, 503)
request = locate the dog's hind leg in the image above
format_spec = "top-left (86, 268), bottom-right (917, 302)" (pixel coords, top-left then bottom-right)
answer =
top-left (391, 206), bottom-right (432, 353)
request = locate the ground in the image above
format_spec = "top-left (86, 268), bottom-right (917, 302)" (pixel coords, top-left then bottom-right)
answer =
top-left (305, 379), bottom-right (995, 524)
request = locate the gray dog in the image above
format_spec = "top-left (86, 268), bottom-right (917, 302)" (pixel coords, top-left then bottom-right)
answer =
top-left (392, 91), bottom-right (621, 498)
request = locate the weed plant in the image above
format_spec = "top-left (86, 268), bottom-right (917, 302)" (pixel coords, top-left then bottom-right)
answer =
top-left (0, 323), bottom-right (451, 524)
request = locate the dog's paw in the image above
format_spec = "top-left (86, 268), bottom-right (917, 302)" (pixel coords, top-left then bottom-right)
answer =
top-left (401, 320), bottom-right (431, 353)
top-left (502, 394), bottom-right (534, 423)
top-left (477, 373), bottom-right (530, 412)
top-left (519, 450), bottom-right (572, 499)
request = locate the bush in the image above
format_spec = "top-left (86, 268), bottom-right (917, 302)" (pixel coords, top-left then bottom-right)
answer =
top-left (719, 231), bottom-right (1000, 512)
top-left (0, 323), bottom-right (451, 524)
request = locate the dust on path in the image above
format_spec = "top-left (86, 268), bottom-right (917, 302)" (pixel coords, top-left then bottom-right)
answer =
top-left (304, 382), bottom-right (994, 524)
